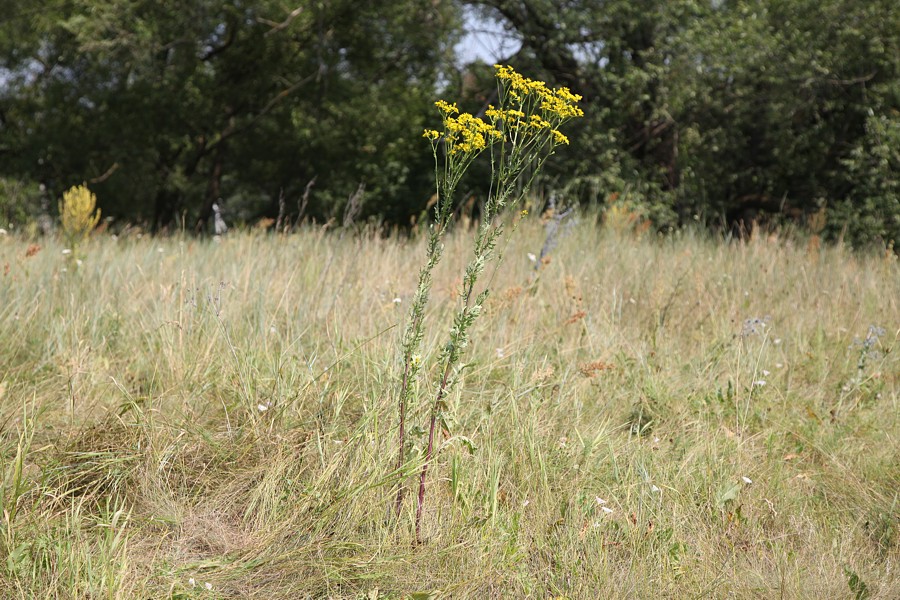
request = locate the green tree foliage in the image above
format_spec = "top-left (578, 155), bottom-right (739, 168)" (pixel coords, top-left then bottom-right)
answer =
top-left (1, 0), bottom-right (897, 246)
top-left (0, 0), bottom-right (459, 231)
top-left (469, 0), bottom-right (899, 246)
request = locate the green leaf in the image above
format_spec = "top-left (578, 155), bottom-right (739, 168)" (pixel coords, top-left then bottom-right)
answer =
top-left (717, 483), bottom-right (741, 507)
top-left (844, 567), bottom-right (870, 600)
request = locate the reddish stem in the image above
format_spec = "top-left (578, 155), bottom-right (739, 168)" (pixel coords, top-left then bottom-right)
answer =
top-left (414, 355), bottom-right (454, 543)
top-left (393, 361), bottom-right (411, 517)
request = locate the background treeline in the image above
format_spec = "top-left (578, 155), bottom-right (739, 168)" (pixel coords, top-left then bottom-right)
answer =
top-left (0, 0), bottom-right (897, 247)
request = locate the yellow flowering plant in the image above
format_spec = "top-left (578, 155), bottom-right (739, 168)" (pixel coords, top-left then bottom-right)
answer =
top-left (395, 65), bottom-right (582, 541)
top-left (59, 184), bottom-right (101, 252)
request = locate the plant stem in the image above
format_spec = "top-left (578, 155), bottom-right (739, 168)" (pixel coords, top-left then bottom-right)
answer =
top-left (415, 348), bottom-right (455, 543)
top-left (393, 154), bottom-right (453, 520)
top-left (393, 318), bottom-right (418, 517)
top-left (414, 248), bottom-right (481, 541)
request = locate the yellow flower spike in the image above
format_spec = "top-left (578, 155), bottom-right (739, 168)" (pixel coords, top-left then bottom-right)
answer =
top-left (423, 129), bottom-right (440, 140)
top-left (59, 184), bottom-right (101, 245)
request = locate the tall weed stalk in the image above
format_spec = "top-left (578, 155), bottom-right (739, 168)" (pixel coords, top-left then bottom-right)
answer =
top-left (392, 65), bottom-right (583, 541)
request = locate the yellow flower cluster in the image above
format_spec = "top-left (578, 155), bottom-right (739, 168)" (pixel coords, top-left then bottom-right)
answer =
top-left (540, 92), bottom-right (583, 119)
top-left (423, 65), bottom-right (583, 153)
top-left (426, 100), bottom-right (502, 155)
top-left (551, 130), bottom-right (569, 145)
top-left (434, 99), bottom-right (459, 115)
top-left (494, 64), bottom-right (584, 120)
top-left (484, 106), bottom-right (571, 144)
top-left (486, 106), bottom-right (553, 131)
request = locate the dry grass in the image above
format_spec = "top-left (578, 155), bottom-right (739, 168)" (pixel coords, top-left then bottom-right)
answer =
top-left (0, 217), bottom-right (897, 598)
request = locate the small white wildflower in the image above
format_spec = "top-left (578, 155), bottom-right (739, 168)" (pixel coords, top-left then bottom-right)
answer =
top-left (774, 338), bottom-right (782, 345)
top-left (61, 248), bottom-right (72, 255)
top-left (595, 496), bottom-right (607, 505)
top-left (392, 297), bottom-right (402, 304)
top-left (650, 484), bottom-right (660, 493)
top-left (411, 354), bottom-right (421, 367)
top-left (753, 380), bottom-right (767, 387)
top-left (742, 476), bottom-right (753, 485)
top-left (601, 506), bottom-right (614, 514)
top-left (76, 259), bottom-right (83, 267)
top-left (762, 369), bottom-right (771, 376)
top-left (527, 252), bottom-right (537, 263)
top-left (496, 347), bottom-right (504, 359)
top-left (205, 582), bottom-right (212, 590)
top-left (653, 436), bottom-right (660, 443)
top-left (523, 499), bottom-right (530, 508)
top-left (257, 403), bottom-right (269, 412)
top-left (269, 325), bottom-right (276, 335)
top-left (776, 362), bottom-right (784, 369)
top-left (188, 577), bottom-right (196, 587)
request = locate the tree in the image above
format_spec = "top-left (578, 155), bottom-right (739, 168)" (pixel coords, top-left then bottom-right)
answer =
top-left (0, 0), bottom-right (460, 231)
top-left (463, 0), bottom-right (900, 245)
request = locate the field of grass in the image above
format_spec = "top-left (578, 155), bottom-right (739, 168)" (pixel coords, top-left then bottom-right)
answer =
top-left (0, 216), bottom-right (897, 598)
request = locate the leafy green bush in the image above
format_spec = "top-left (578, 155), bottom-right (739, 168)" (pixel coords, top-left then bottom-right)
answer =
top-left (0, 178), bottom-right (43, 231)
top-left (830, 111), bottom-right (900, 249)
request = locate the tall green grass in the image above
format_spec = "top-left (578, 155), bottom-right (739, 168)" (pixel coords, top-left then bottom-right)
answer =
top-left (0, 219), bottom-right (897, 598)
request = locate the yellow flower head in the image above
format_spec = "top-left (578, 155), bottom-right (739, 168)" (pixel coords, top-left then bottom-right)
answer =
top-left (493, 64), bottom-right (585, 121)
top-left (59, 184), bottom-right (101, 244)
top-left (551, 129), bottom-right (570, 145)
top-left (426, 67), bottom-right (581, 157)
top-left (443, 112), bottom-right (500, 155)
top-left (434, 99), bottom-right (459, 115)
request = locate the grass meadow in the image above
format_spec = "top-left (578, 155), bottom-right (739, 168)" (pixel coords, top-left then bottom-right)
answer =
top-left (0, 214), bottom-right (897, 598)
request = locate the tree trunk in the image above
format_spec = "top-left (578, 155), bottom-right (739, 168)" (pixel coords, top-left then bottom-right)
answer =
top-left (195, 147), bottom-right (225, 234)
